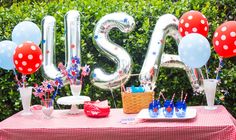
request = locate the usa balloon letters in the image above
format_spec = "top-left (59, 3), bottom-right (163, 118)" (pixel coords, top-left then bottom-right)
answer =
top-left (39, 10), bottom-right (204, 92)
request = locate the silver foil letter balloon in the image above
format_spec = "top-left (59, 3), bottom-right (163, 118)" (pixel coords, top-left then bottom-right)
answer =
top-left (41, 10), bottom-right (81, 83)
top-left (92, 12), bottom-right (135, 90)
top-left (139, 14), bottom-right (204, 92)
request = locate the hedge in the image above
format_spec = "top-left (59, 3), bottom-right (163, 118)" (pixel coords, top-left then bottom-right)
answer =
top-left (0, 0), bottom-right (235, 121)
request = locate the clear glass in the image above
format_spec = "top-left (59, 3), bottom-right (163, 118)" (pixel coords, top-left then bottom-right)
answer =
top-left (41, 99), bottom-right (54, 119)
top-left (203, 79), bottom-right (218, 110)
top-left (175, 101), bottom-right (187, 117)
top-left (163, 100), bottom-right (174, 118)
top-left (19, 87), bottom-right (33, 116)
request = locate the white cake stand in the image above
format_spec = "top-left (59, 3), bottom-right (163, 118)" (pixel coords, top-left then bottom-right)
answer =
top-left (57, 96), bottom-right (91, 114)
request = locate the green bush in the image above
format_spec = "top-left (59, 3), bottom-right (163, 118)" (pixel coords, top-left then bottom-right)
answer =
top-left (0, 0), bottom-right (235, 120)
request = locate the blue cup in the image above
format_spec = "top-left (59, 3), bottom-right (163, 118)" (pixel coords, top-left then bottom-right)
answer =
top-left (163, 100), bottom-right (174, 118)
top-left (148, 100), bottom-right (161, 118)
top-left (175, 101), bottom-right (187, 117)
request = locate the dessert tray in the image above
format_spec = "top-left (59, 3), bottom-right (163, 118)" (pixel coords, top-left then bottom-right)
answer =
top-left (136, 108), bottom-right (197, 120)
top-left (57, 96), bottom-right (91, 114)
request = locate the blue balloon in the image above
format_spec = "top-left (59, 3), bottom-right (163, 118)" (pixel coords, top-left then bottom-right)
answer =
top-left (12, 21), bottom-right (42, 45)
top-left (178, 33), bottom-right (211, 68)
top-left (0, 40), bottom-right (17, 70)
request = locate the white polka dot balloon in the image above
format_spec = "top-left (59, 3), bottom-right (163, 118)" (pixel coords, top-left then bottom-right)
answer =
top-left (213, 21), bottom-right (236, 58)
top-left (179, 10), bottom-right (209, 37)
top-left (13, 42), bottom-right (43, 75)
top-left (178, 33), bottom-right (211, 68)
top-left (12, 21), bottom-right (42, 45)
top-left (0, 40), bottom-right (17, 70)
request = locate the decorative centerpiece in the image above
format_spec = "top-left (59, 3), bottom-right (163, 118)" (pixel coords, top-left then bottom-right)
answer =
top-left (33, 79), bottom-right (62, 119)
top-left (57, 56), bottom-right (91, 114)
top-left (12, 42), bottom-right (43, 116)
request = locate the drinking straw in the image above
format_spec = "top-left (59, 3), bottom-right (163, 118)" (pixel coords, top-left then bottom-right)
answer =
top-left (204, 65), bottom-right (209, 79)
top-left (157, 92), bottom-right (161, 101)
top-left (170, 93), bottom-right (175, 105)
top-left (160, 92), bottom-right (166, 102)
top-left (183, 93), bottom-right (188, 103)
top-left (181, 91), bottom-right (183, 102)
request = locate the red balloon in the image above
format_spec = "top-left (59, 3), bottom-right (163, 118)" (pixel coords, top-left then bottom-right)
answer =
top-left (179, 10), bottom-right (209, 37)
top-left (213, 21), bottom-right (236, 58)
top-left (13, 41), bottom-right (42, 75)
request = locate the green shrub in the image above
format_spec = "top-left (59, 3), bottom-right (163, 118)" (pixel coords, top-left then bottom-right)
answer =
top-left (0, 0), bottom-right (235, 120)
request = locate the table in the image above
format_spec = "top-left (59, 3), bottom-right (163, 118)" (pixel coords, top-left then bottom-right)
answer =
top-left (0, 105), bottom-right (235, 140)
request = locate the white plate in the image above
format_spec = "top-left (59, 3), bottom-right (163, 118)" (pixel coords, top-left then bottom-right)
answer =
top-left (136, 108), bottom-right (197, 120)
top-left (57, 96), bottom-right (91, 105)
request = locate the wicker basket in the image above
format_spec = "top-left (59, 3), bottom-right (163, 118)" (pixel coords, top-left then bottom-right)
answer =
top-left (121, 91), bottom-right (154, 114)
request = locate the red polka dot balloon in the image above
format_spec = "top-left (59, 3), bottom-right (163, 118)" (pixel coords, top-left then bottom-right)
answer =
top-left (13, 41), bottom-right (43, 75)
top-left (179, 10), bottom-right (209, 37)
top-left (213, 21), bottom-right (236, 58)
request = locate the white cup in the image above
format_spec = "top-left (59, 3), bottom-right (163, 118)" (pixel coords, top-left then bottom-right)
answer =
top-left (19, 87), bottom-right (33, 115)
top-left (203, 79), bottom-right (218, 110)
top-left (70, 84), bottom-right (82, 114)
top-left (70, 84), bottom-right (82, 96)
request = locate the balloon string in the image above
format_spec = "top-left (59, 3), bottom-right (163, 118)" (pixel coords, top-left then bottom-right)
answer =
top-left (22, 74), bottom-right (26, 88)
top-left (215, 57), bottom-right (223, 81)
top-left (109, 87), bottom-right (117, 108)
top-left (204, 65), bottom-right (209, 79)
top-left (13, 69), bottom-right (21, 88)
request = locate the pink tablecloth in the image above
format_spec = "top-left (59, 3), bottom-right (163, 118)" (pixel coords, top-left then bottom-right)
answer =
top-left (0, 105), bottom-right (235, 140)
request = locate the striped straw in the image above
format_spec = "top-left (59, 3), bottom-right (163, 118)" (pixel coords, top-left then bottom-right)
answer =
top-left (161, 92), bottom-right (166, 102)
top-left (157, 92), bottom-right (161, 101)
top-left (181, 91), bottom-right (183, 102)
top-left (170, 93), bottom-right (175, 105)
top-left (183, 93), bottom-right (188, 103)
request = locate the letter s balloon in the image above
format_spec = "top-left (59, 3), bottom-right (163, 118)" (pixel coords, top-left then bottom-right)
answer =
top-left (92, 12), bottom-right (135, 90)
